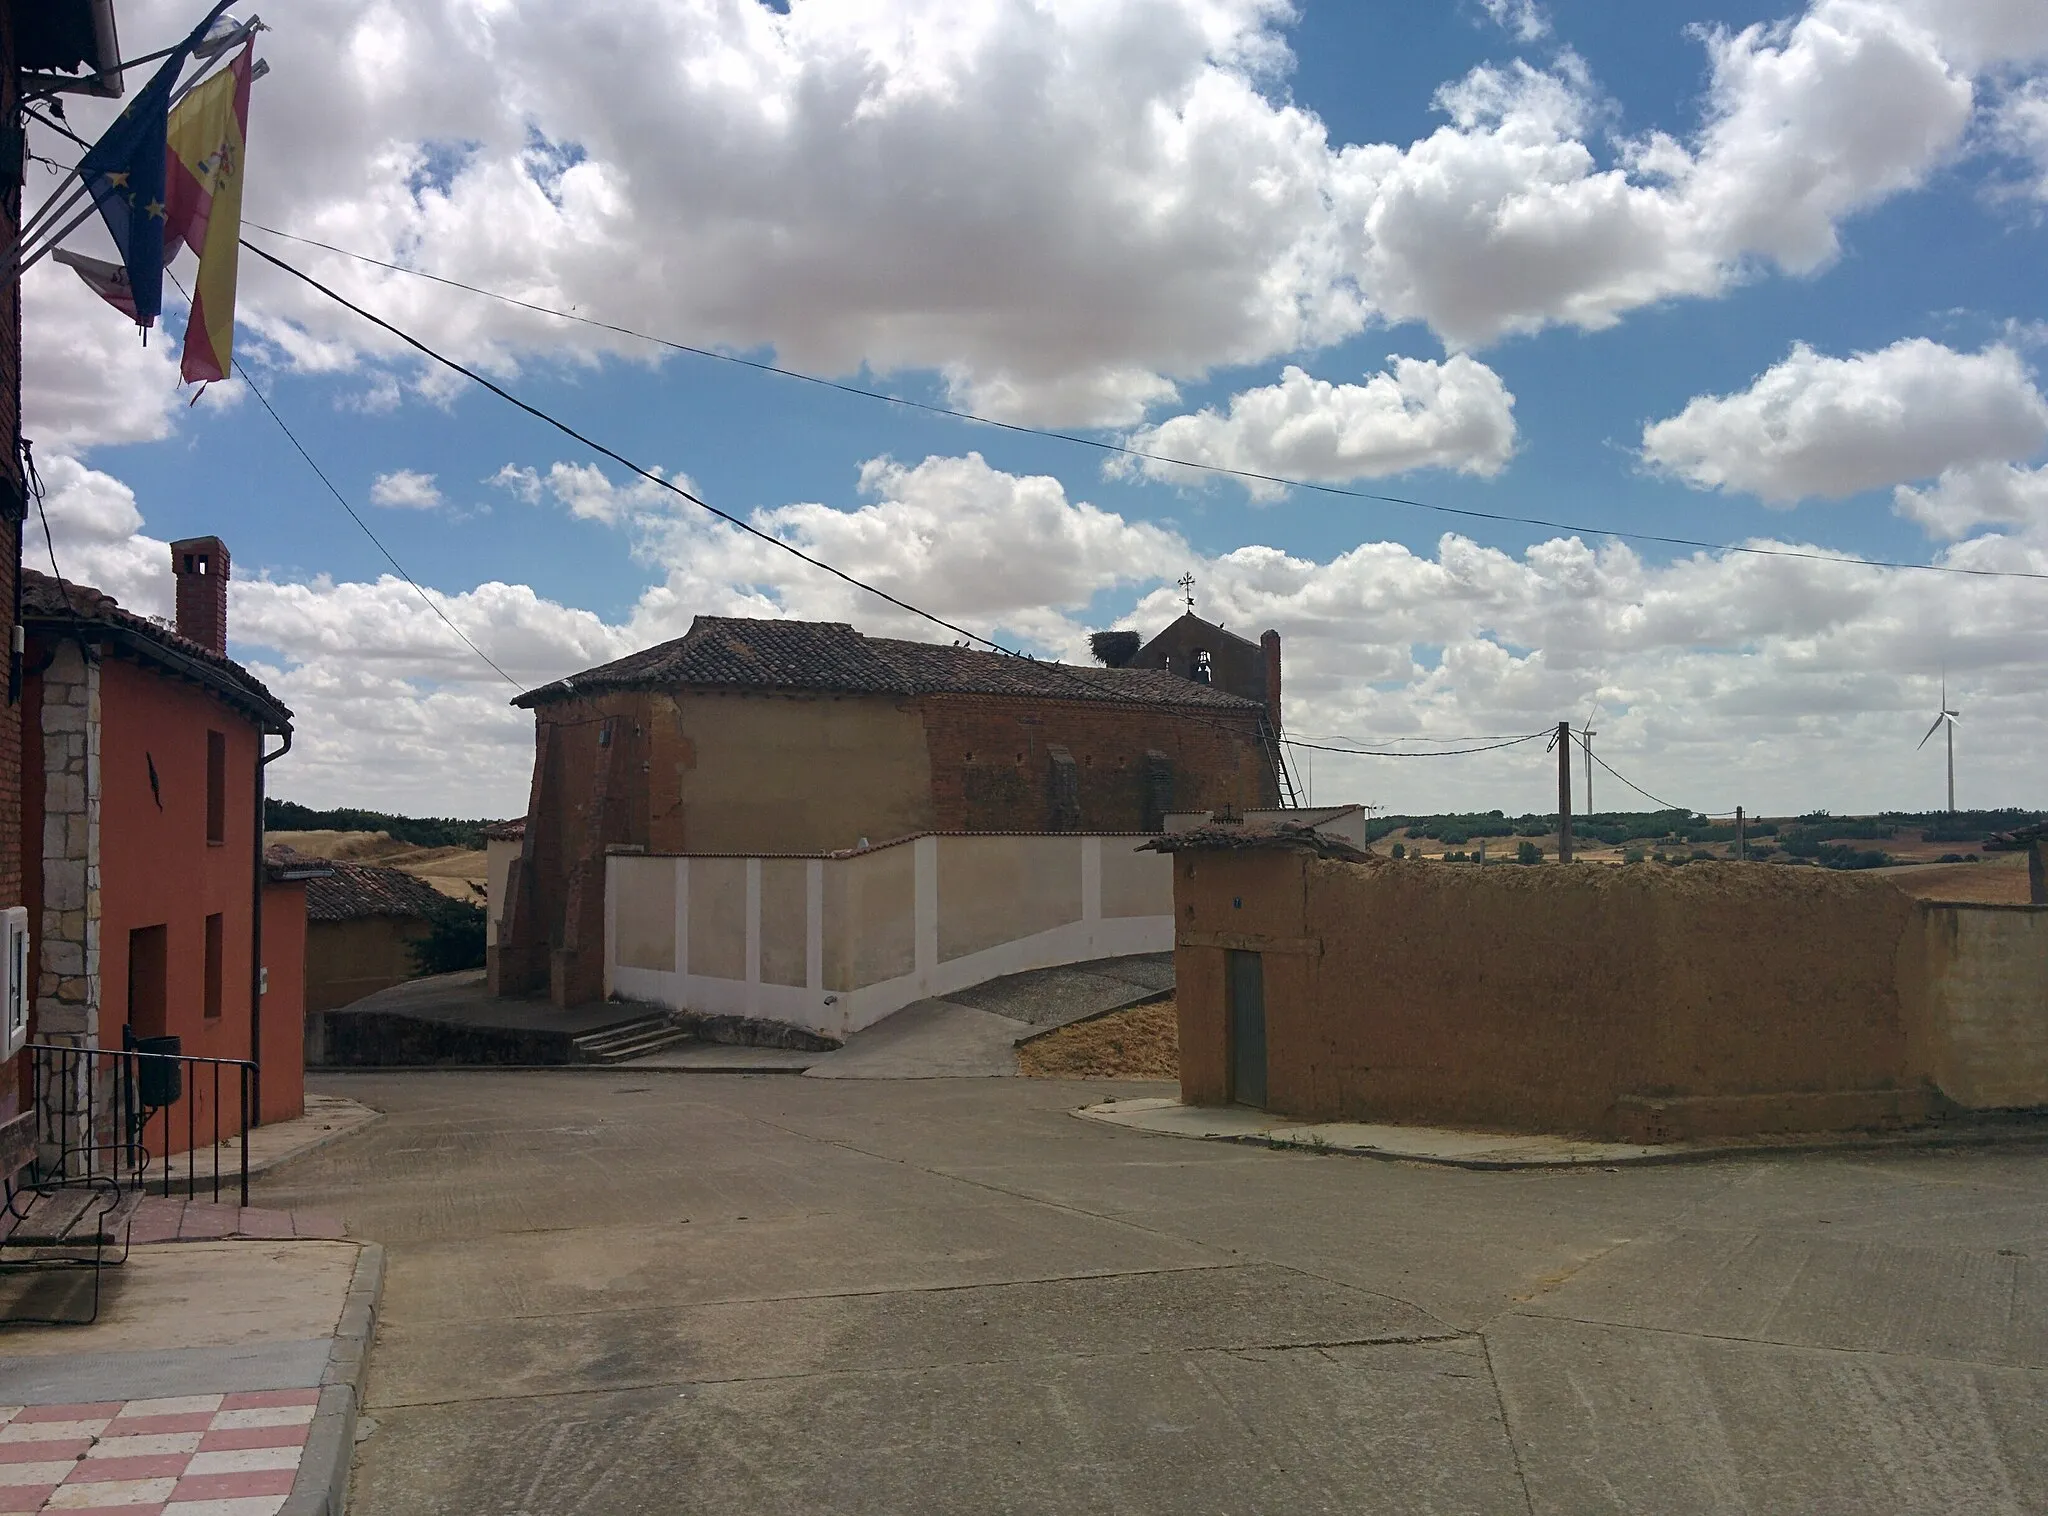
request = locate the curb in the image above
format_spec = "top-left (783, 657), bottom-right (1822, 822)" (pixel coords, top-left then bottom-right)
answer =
top-left (280, 1241), bottom-right (385, 1516)
top-left (311, 1063), bottom-right (812, 1075)
top-left (244, 1104), bottom-right (387, 1180)
top-left (1077, 1106), bottom-right (2048, 1171)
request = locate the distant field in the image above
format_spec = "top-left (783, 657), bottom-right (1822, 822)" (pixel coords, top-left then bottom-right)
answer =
top-left (1365, 828), bottom-right (2030, 902)
top-left (267, 829), bottom-right (487, 903)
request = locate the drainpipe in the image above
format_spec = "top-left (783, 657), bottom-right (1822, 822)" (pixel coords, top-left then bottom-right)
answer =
top-left (250, 726), bottom-right (292, 1125)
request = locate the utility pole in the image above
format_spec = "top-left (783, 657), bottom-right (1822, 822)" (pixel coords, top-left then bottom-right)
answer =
top-left (1556, 721), bottom-right (1574, 864)
top-left (1736, 805), bottom-right (1746, 860)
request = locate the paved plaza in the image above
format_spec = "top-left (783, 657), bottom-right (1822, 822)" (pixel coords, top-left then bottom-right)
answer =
top-left (263, 1071), bottom-right (2048, 1514)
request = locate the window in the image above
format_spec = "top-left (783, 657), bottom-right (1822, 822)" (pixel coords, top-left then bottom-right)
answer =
top-left (206, 730), bottom-right (226, 843)
top-left (203, 914), bottom-right (224, 1020)
top-left (128, 925), bottom-right (169, 1038)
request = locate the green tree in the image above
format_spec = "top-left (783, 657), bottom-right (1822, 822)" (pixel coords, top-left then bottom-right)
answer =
top-left (409, 897), bottom-right (488, 976)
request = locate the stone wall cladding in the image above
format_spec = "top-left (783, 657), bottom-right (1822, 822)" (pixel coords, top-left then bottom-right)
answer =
top-left (36, 644), bottom-right (100, 1044)
top-left (920, 695), bottom-right (1275, 833)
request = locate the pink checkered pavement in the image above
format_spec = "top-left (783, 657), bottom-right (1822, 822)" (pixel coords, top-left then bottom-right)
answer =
top-left (0, 1389), bottom-right (317, 1514)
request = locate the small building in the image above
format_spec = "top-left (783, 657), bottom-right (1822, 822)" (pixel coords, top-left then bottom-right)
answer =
top-left (482, 816), bottom-right (525, 959)
top-left (1159, 826), bottom-right (2048, 1141)
top-left (21, 540), bottom-right (311, 1137)
top-left (497, 614), bottom-right (1285, 1006)
top-left (290, 852), bottom-right (450, 1013)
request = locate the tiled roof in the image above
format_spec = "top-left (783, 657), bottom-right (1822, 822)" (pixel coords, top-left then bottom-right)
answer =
top-left (277, 851), bottom-right (453, 923)
top-left (515, 615), bottom-right (1263, 713)
top-left (22, 570), bottom-right (291, 731)
top-left (481, 817), bottom-right (527, 842)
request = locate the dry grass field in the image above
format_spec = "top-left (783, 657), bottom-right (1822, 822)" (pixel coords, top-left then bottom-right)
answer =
top-left (1018, 999), bottom-right (1179, 1079)
top-left (265, 828), bottom-right (489, 903)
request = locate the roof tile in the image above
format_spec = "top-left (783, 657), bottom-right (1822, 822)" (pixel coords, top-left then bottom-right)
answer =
top-left (516, 616), bottom-right (1262, 713)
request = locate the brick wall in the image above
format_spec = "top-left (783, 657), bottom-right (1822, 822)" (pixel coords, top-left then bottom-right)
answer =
top-left (0, 3), bottom-right (25, 918)
top-left (920, 695), bottom-right (1276, 833)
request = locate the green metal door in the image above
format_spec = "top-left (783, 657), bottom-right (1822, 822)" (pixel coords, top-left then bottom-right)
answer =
top-left (1226, 949), bottom-right (1266, 1108)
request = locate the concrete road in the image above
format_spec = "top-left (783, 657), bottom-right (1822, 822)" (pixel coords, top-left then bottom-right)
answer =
top-left (260, 1073), bottom-right (2048, 1514)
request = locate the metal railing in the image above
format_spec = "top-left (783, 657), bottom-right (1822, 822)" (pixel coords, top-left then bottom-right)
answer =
top-left (26, 1041), bottom-right (256, 1207)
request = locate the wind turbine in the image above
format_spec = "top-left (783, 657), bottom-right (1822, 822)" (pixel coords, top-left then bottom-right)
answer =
top-left (1578, 705), bottom-right (1598, 815)
top-left (1917, 677), bottom-right (1959, 814)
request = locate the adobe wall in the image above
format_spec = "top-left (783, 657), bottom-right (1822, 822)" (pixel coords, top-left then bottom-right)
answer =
top-left (1175, 850), bottom-right (1941, 1140)
top-left (649, 690), bottom-right (933, 854)
top-left (1916, 902), bottom-right (2048, 1110)
top-left (304, 915), bottom-right (431, 1014)
top-left (259, 880), bottom-right (308, 1125)
top-left (920, 695), bottom-right (1275, 832)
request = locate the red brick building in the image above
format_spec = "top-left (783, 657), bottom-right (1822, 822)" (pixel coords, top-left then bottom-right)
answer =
top-left (0, 2), bottom-right (128, 1153)
top-left (497, 616), bottom-right (1284, 1006)
top-left (21, 542), bottom-right (312, 1143)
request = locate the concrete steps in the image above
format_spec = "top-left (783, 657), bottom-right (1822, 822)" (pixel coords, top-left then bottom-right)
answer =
top-left (571, 1016), bottom-right (696, 1065)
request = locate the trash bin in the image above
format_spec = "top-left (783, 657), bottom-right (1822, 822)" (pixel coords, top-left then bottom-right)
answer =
top-left (132, 1034), bottom-right (183, 1110)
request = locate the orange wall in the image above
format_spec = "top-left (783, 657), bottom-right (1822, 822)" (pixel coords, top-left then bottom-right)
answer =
top-left (99, 657), bottom-right (262, 1062)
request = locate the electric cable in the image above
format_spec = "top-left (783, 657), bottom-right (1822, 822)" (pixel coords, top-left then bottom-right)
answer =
top-left (160, 264), bottom-right (523, 686)
top-left (240, 222), bottom-right (2048, 585)
top-left (235, 361), bottom-right (523, 687)
top-left (1574, 736), bottom-right (1694, 815)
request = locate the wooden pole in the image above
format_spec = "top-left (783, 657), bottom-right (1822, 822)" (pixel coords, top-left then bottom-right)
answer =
top-left (1557, 721), bottom-right (1573, 864)
top-left (1737, 805), bottom-right (1746, 860)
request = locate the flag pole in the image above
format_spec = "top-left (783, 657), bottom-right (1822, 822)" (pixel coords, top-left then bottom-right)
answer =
top-left (4, 9), bottom-right (256, 296)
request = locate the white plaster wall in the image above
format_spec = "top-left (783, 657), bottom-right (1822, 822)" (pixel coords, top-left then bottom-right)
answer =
top-left (608, 835), bottom-right (1172, 1039)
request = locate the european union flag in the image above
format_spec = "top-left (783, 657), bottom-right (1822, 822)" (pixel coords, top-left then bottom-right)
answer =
top-left (74, 0), bottom-right (237, 327)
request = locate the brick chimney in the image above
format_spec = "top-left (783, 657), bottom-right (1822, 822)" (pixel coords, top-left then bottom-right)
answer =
top-left (1260, 629), bottom-right (1282, 734)
top-left (170, 536), bottom-right (230, 655)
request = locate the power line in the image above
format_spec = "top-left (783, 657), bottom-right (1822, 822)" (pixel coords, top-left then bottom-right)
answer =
top-left (1285, 730), bottom-right (1550, 759)
top-left (240, 239), bottom-right (1049, 663)
top-left (242, 241), bottom-right (1545, 793)
top-left (239, 222), bottom-right (2048, 586)
top-left (1574, 736), bottom-right (1695, 814)
top-left (157, 263), bottom-right (524, 687)
top-left (230, 375), bottom-right (522, 688)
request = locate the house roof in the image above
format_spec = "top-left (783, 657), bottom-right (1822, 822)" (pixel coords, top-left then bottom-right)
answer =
top-left (1143, 821), bottom-right (1374, 862)
top-left (481, 817), bottom-right (527, 842)
top-left (22, 571), bottom-right (292, 733)
top-left (281, 852), bottom-right (453, 923)
top-left (514, 615), bottom-right (1264, 714)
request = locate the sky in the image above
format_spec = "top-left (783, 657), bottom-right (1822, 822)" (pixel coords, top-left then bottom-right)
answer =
top-left (20, 0), bottom-right (2048, 821)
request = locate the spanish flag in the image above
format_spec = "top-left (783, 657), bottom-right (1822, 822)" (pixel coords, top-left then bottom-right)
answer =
top-left (165, 41), bottom-right (254, 385)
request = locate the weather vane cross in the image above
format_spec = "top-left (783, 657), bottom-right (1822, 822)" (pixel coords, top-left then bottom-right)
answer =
top-left (1177, 572), bottom-right (1196, 611)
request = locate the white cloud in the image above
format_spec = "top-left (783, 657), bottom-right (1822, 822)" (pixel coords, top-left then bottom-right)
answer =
top-left (368, 469), bottom-right (444, 510)
top-left (21, 261), bottom-right (191, 451)
top-left (1895, 462), bottom-right (2048, 538)
top-left (1479, 0), bottom-right (1550, 44)
top-left (620, 451), bottom-right (1189, 650)
top-left (1641, 339), bottom-right (2048, 505)
top-left (1336, 1), bottom-right (1989, 347)
top-left (24, 446), bottom-right (2048, 817)
top-left (57, 0), bottom-right (2043, 428)
top-left (1993, 77), bottom-right (2048, 198)
top-left (1117, 356), bottom-right (1516, 499)
top-left (495, 460), bottom-right (689, 526)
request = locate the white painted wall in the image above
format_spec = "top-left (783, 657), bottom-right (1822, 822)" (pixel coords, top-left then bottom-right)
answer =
top-left (605, 834), bottom-right (1173, 1039)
